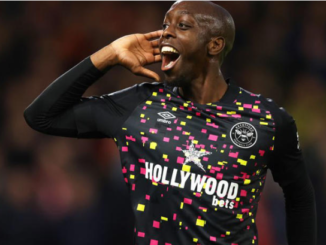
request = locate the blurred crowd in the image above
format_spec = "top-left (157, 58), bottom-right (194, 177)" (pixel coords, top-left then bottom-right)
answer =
top-left (0, 2), bottom-right (325, 245)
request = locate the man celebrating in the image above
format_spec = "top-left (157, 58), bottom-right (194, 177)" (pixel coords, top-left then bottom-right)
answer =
top-left (24, 1), bottom-right (316, 245)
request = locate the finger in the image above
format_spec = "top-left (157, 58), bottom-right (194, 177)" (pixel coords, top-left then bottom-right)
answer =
top-left (153, 48), bottom-right (160, 55)
top-left (151, 40), bottom-right (160, 48)
top-left (132, 66), bottom-right (161, 82)
top-left (144, 30), bottom-right (163, 40)
top-left (154, 54), bottom-right (162, 62)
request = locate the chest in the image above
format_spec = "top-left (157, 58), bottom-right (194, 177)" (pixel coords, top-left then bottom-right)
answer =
top-left (117, 96), bottom-right (275, 178)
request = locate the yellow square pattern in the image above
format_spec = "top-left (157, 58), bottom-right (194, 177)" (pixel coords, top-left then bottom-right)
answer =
top-left (244, 179), bottom-right (251, 185)
top-left (150, 142), bottom-right (157, 150)
top-left (236, 214), bottom-right (243, 219)
top-left (196, 219), bottom-right (205, 227)
top-left (137, 204), bottom-right (145, 212)
top-left (182, 165), bottom-right (191, 172)
top-left (237, 159), bottom-right (247, 166)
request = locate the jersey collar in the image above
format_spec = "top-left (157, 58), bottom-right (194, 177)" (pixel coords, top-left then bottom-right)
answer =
top-left (166, 78), bottom-right (239, 105)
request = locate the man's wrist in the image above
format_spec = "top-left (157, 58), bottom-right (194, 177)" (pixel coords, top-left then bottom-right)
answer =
top-left (90, 44), bottom-right (118, 72)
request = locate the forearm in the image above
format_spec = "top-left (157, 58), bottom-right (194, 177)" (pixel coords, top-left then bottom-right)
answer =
top-left (90, 43), bottom-right (118, 72)
top-left (283, 175), bottom-right (317, 245)
top-left (24, 30), bottom-right (162, 136)
top-left (24, 57), bottom-right (104, 136)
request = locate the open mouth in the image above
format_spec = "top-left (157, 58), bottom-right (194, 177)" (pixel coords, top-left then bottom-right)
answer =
top-left (161, 46), bottom-right (180, 71)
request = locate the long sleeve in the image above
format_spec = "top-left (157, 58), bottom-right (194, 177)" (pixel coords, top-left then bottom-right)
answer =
top-left (24, 57), bottom-right (105, 138)
top-left (282, 171), bottom-right (316, 245)
top-left (268, 106), bottom-right (317, 245)
top-left (24, 57), bottom-right (155, 139)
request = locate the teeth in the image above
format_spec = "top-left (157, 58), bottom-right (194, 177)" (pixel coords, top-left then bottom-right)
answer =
top-left (161, 46), bottom-right (179, 54)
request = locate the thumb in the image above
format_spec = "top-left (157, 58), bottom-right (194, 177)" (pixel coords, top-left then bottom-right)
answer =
top-left (131, 66), bottom-right (161, 82)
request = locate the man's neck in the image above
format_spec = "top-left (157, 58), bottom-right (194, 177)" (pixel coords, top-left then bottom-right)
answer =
top-left (178, 68), bottom-right (227, 105)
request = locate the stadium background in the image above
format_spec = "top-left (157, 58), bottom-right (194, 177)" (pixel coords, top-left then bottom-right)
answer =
top-left (0, 1), bottom-right (325, 245)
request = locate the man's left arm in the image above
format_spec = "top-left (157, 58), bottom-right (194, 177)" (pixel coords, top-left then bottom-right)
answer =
top-left (268, 107), bottom-right (317, 245)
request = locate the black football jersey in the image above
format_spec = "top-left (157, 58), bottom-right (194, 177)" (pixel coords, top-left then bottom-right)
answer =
top-left (24, 58), bottom-right (310, 245)
top-left (99, 81), bottom-right (277, 245)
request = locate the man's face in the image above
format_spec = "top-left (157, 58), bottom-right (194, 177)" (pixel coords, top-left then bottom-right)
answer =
top-left (159, 2), bottom-right (210, 87)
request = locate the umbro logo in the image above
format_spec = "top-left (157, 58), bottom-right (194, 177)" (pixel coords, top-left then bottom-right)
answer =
top-left (157, 112), bottom-right (176, 124)
top-left (158, 112), bottom-right (176, 120)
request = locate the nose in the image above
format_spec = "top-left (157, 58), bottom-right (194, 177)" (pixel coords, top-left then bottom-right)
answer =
top-left (162, 24), bottom-right (176, 39)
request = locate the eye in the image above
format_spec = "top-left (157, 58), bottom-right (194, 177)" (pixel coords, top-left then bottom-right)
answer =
top-left (178, 22), bottom-right (190, 30)
top-left (162, 23), bottom-right (169, 30)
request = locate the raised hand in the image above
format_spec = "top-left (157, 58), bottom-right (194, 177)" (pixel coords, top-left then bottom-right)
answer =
top-left (91, 30), bottom-right (163, 81)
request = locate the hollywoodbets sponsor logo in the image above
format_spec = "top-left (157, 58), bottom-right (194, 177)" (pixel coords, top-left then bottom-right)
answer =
top-left (145, 162), bottom-right (239, 209)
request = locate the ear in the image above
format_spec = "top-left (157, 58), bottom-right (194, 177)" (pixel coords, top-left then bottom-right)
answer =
top-left (207, 37), bottom-right (225, 56)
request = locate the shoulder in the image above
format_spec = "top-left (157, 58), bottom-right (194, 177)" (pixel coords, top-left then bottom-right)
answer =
top-left (236, 85), bottom-right (295, 129)
top-left (259, 96), bottom-right (294, 128)
top-left (136, 81), bottom-right (163, 95)
top-left (104, 81), bottom-right (162, 99)
top-left (256, 94), bottom-right (299, 153)
top-left (138, 81), bottom-right (162, 89)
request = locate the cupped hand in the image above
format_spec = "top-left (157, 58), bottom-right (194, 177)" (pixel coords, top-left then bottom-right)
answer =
top-left (110, 30), bottom-right (163, 81)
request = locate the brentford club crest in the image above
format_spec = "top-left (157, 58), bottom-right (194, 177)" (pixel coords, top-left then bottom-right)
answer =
top-left (230, 122), bottom-right (258, 149)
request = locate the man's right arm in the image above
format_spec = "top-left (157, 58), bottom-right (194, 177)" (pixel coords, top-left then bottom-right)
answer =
top-left (24, 57), bottom-right (106, 138)
top-left (24, 30), bottom-right (162, 138)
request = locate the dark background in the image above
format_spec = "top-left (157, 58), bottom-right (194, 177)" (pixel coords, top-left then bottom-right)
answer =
top-left (0, 1), bottom-right (325, 245)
